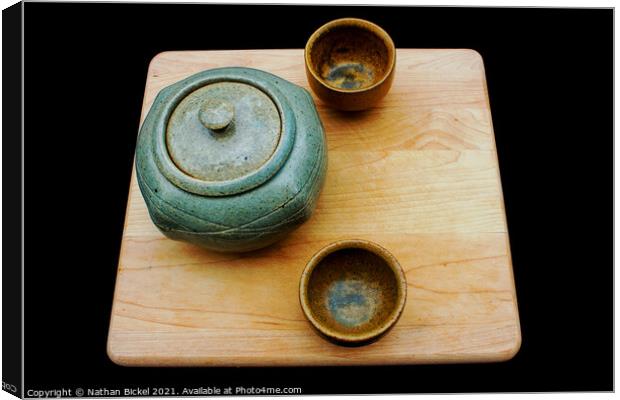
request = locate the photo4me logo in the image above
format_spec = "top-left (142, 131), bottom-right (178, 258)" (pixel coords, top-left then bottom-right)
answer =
top-left (2, 382), bottom-right (17, 394)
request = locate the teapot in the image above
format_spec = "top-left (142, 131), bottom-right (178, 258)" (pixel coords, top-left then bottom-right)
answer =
top-left (135, 67), bottom-right (327, 252)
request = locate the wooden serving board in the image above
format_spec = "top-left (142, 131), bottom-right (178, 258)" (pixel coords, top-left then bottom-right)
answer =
top-left (107, 49), bottom-right (521, 366)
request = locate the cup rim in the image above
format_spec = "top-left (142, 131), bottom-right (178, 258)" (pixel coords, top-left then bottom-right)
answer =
top-left (304, 18), bottom-right (396, 95)
top-left (299, 239), bottom-right (407, 344)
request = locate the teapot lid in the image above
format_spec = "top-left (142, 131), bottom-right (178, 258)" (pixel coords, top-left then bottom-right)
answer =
top-left (151, 68), bottom-right (297, 197)
top-left (167, 81), bottom-right (281, 182)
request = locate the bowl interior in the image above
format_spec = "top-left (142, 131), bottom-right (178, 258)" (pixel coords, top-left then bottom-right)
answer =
top-left (308, 23), bottom-right (393, 91)
top-left (305, 247), bottom-right (401, 337)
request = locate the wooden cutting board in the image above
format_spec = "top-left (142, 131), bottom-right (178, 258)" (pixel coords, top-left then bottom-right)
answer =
top-left (107, 49), bottom-right (521, 366)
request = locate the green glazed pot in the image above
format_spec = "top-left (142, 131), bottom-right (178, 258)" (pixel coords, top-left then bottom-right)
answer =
top-left (136, 67), bottom-right (327, 252)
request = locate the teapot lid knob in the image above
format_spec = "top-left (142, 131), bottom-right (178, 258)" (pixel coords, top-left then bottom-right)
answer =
top-left (199, 99), bottom-right (234, 131)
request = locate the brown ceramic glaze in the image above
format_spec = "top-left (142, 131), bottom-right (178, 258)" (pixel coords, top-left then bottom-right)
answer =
top-left (305, 18), bottom-right (396, 111)
top-left (299, 239), bottom-right (407, 346)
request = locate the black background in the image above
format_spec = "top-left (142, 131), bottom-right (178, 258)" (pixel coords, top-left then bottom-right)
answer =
top-left (12, 3), bottom-right (614, 395)
top-left (3, 2), bottom-right (22, 397)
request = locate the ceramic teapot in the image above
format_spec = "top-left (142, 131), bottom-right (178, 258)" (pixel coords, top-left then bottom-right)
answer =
top-left (136, 67), bottom-right (327, 252)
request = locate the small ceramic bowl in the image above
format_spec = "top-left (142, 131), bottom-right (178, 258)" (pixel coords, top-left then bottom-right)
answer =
top-left (299, 239), bottom-right (407, 346)
top-left (305, 18), bottom-right (396, 111)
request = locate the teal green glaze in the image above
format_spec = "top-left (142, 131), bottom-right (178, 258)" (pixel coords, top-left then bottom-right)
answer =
top-left (136, 67), bottom-right (327, 252)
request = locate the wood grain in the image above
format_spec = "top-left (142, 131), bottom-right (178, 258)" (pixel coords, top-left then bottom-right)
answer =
top-left (107, 49), bottom-right (521, 366)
